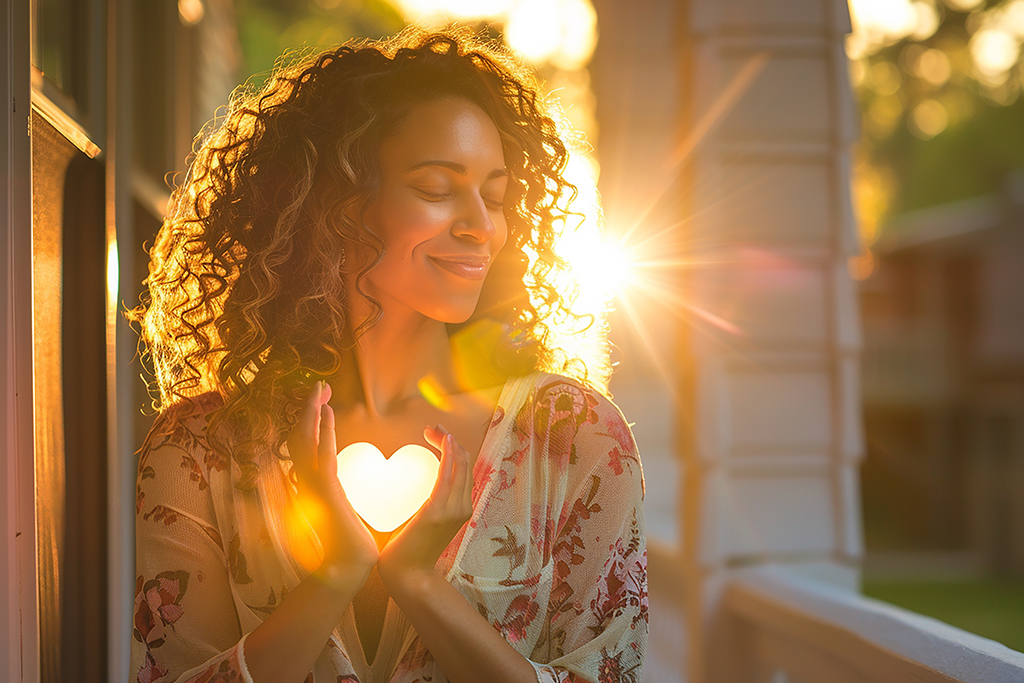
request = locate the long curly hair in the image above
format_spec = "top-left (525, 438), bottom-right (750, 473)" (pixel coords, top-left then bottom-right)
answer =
top-left (133, 27), bottom-right (606, 484)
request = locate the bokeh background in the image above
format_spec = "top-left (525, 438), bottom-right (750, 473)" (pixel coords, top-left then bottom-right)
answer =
top-left (847, 0), bottom-right (1024, 651)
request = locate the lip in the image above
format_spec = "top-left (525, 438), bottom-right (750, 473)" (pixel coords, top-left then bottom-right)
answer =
top-left (429, 255), bottom-right (490, 281)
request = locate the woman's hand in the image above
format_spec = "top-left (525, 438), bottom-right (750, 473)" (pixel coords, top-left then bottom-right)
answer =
top-left (286, 381), bottom-right (379, 591)
top-left (376, 424), bottom-right (474, 592)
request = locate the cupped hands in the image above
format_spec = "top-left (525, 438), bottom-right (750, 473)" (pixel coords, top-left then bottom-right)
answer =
top-left (376, 423), bottom-right (476, 593)
top-left (288, 383), bottom-right (477, 596)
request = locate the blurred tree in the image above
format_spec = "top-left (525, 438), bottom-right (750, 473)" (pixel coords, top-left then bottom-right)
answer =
top-left (233, 0), bottom-right (405, 89)
top-left (849, 0), bottom-right (1024, 247)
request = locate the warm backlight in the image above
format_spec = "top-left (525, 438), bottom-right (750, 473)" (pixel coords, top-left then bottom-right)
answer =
top-left (335, 442), bottom-right (440, 533)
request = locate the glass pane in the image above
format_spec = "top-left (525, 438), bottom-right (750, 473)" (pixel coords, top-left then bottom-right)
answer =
top-left (34, 0), bottom-right (95, 116)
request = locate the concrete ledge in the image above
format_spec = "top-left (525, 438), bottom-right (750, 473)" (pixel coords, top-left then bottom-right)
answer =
top-left (724, 566), bottom-right (1024, 683)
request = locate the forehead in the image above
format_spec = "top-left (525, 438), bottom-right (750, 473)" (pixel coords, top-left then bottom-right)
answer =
top-left (380, 97), bottom-right (506, 170)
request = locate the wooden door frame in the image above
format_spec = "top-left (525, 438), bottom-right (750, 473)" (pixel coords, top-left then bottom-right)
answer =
top-left (3, 0), bottom-right (41, 680)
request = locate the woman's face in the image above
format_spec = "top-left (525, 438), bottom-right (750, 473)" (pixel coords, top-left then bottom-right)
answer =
top-left (360, 97), bottom-right (509, 325)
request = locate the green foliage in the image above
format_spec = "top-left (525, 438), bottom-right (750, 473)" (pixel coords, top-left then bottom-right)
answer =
top-left (894, 95), bottom-right (1024, 212)
top-left (863, 579), bottom-right (1024, 652)
top-left (233, 0), bottom-right (405, 90)
top-left (852, 1), bottom-right (1024, 233)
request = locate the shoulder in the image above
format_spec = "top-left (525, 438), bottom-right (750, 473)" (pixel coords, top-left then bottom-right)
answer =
top-left (528, 372), bottom-right (633, 437)
top-left (515, 373), bottom-right (639, 471)
top-left (141, 393), bottom-right (223, 451)
top-left (135, 394), bottom-right (229, 552)
top-left (137, 393), bottom-right (229, 485)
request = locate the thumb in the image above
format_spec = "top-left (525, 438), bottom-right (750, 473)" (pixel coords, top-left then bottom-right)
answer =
top-left (423, 423), bottom-right (449, 454)
top-left (318, 402), bottom-right (338, 476)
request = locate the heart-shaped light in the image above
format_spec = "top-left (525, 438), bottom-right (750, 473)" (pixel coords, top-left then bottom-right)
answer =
top-left (335, 442), bottom-right (440, 533)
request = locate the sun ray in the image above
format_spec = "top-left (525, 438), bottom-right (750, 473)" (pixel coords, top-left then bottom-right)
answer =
top-left (613, 51), bottom-right (771, 245)
top-left (612, 290), bottom-right (682, 402)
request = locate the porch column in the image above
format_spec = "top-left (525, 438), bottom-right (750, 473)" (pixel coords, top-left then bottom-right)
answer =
top-left (677, 1), bottom-right (864, 681)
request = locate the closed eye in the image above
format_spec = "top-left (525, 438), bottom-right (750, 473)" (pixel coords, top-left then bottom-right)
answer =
top-left (416, 188), bottom-right (451, 201)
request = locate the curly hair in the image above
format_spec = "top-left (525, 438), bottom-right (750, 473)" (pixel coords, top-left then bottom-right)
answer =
top-left (133, 26), bottom-right (607, 484)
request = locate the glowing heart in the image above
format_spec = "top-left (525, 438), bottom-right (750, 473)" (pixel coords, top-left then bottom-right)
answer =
top-left (335, 442), bottom-right (440, 533)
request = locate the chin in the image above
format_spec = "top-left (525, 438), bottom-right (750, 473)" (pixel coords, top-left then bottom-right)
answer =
top-left (435, 308), bottom-right (476, 325)
top-left (428, 297), bottom-right (481, 325)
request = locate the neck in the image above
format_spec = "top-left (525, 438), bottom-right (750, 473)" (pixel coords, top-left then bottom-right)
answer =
top-left (339, 305), bottom-right (456, 418)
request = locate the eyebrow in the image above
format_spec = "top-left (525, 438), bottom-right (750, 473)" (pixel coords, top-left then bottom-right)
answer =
top-left (407, 160), bottom-right (507, 180)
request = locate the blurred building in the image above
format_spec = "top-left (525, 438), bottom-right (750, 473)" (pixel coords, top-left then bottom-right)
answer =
top-left (861, 171), bottom-right (1024, 576)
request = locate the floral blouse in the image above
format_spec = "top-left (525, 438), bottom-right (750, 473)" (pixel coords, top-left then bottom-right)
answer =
top-left (131, 372), bottom-right (648, 683)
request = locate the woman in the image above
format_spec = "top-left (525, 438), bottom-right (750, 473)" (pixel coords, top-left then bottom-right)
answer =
top-left (131, 27), bottom-right (647, 683)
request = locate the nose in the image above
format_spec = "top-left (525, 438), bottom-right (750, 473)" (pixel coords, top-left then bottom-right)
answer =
top-left (452, 194), bottom-right (499, 244)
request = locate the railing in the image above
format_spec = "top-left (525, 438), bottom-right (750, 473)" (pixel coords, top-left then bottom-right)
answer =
top-left (719, 567), bottom-right (1024, 683)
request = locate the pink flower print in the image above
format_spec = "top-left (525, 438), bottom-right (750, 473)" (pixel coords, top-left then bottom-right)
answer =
top-left (598, 647), bottom-right (624, 683)
top-left (533, 382), bottom-right (600, 468)
top-left (135, 650), bottom-right (168, 683)
top-left (143, 505), bottom-right (180, 526)
top-left (395, 640), bottom-right (433, 676)
top-left (192, 658), bottom-right (244, 683)
top-left (607, 445), bottom-right (640, 477)
top-left (181, 453), bottom-right (209, 490)
top-left (592, 533), bottom-right (648, 632)
top-left (603, 411), bottom-right (636, 455)
top-left (603, 412), bottom-right (641, 479)
top-left (473, 459), bottom-right (497, 505)
top-left (530, 504), bottom-right (557, 564)
top-left (494, 594), bottom-right (540, 642)
top-left (204, 448), bottom-right (228, 475)
top-left (133, 571), bottom-right (190, 649)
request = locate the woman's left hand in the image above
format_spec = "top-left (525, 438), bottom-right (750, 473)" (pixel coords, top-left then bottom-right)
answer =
top-left (376, 424), bottom-right (474, 591)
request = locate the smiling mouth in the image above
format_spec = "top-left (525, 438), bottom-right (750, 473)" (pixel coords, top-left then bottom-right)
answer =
top-left (429, 256), bottom-right (489, 281)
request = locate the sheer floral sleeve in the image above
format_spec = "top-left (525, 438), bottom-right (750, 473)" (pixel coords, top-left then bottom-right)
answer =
top-left (445, 376), bottom-right (648, 683)
top-left (130, 402), bottom-right (252, 683)
top-left (526, 380), bottom-right (647, 683)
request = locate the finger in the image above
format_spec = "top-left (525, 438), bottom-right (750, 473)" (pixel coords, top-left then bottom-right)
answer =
top-left (317, 402), bottom-right (337, 476)
top-left (423, 423), bottom-right (446, 454)
top-left (447, 433), bottom-right (469, 507)
top-left (431, 431), bottom-right (455, 502)
top-left (288, 381), bottom-right (322, 469)
top-left (458, 438), bottom-right (475, 519)
top-left (462, 442), bottom-right (475, 503)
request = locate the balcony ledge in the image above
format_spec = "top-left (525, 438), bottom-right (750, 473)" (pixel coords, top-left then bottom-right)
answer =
top-left (723, 566), bottom-right (1024, 683)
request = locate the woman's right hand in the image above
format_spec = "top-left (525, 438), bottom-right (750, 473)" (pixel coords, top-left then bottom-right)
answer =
top-left (286, 381), bottom-right (379, 590)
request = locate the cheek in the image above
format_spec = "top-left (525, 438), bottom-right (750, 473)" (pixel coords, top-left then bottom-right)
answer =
top-left (377, 199), bottom-right (451, 247)
top-left (370, 210), bottom-right (433, 262)
top-left (494, 215), bottom-right (510, 252)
